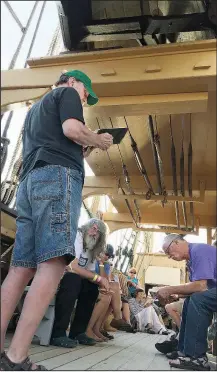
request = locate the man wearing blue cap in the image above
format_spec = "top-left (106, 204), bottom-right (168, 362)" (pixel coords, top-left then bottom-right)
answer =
top-left (1, 70), bottom-right (113, 371)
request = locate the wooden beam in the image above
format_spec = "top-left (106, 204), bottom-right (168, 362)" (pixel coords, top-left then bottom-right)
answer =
top-left (83, 92), bottom-right (208, 118)
top-left (1, 211), bottom-right (16, 233)
top-left (1, 40), bottom-right (216, 112)
top-left (1, 226), bottom-right (16, 240)
top-left (1, 88), bottom-right (50, 113)
top-left (26, 40), bottom-right (216, 68)
top-left (103, 212), bottom-right (216, 229)
top-left (107, 181), bottom-right (205, 203)
top-left (83, 176), bottom-right (215, 192)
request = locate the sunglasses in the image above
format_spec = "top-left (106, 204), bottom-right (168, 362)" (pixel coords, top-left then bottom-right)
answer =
top-left (129, 271), bottom-right (136, 274)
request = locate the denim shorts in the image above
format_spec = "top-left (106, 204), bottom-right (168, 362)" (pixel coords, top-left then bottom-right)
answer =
top-left (11, 165), bottom-right (83, 268)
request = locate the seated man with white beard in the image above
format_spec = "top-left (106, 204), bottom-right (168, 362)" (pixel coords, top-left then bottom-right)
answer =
top-left (50, 218), bottom-right (110, 347)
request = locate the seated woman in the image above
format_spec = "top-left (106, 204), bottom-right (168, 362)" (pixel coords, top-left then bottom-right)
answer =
top-left (127, 268), bottom-right (142, 297)
top-left (85, 245), bottom-right (133, 341)
top-left (111, 267), bottom-right (132, 325)
top-left (128, 289), bottom-right (169, 335)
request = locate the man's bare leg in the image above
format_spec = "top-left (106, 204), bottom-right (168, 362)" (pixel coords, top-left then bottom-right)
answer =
top-left (86, 294), bottom-right (111, 341)
top-left (1, 267), bottom-right (35, 352)
top-left (6, 257), bottom-right (65, 364)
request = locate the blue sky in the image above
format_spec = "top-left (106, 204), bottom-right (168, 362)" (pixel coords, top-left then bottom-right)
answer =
top-left (1, 1), bottom-right (59, 70)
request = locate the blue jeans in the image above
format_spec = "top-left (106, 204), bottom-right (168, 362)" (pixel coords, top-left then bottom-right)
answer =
top-left (11, 165), bottom-right (83, 268)
top-left (178, 288), bottom-right (217, 358)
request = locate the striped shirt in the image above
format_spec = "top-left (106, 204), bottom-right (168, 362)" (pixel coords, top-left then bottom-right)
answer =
top-left (128, 298), bottom-right (145, 316)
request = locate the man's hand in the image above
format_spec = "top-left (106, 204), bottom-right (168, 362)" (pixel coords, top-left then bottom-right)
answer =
top-left (99, 288), bottom-right (114, 295)
top-left (169, 294), bottom-right (179, 301)
top-left (98, 276), bottom-right (110, 292)
top-left (98, 253), bottom-right (108, 264)
top-left (156, 286), bottom-right (172, 304)
top-left (144, 302), bottom-right (152, 308)
top-left (96, 133), bottom-right (113, 150)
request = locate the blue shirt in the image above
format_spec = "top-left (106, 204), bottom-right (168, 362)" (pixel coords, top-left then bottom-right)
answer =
top-left (127, 276), bottom-right (138, 296)
top-left (95, 261), bottom-right (111, 276)
top-left (188, 243), bottom-right (216, 289)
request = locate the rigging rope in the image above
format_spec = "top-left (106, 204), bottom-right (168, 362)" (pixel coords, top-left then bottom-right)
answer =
top-left (124, 117), bottom-right (153, 199)
top-left (148, 115), bottom-right (163, 196)
top-left (1, 128), bottom-right (23, 201)
top-left (153, 116), bottom-right (167, 206)
top-left (169, 115), bottom-right (180, 228)
top-left (188, 114), bottom-right (194, 229)
top-left (95, 117), bottom-right (139, 226)
top-left (109, 118), bottom-right (141, 224)
top-left (180, 116), bottom-right (188, 229)
top-left (47, 24), bottom-right (60, 56)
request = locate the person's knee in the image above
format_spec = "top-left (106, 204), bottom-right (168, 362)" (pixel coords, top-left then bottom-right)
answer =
top-left (9, 266), bottom-right (35, 281)
top-left (165, 303), bottom-right (173, 314)
top-left (110, 282), bottom-right (120, 292)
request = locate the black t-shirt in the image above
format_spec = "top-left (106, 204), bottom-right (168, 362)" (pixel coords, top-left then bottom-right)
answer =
top-left (20, 87), bottom-right (85, 181)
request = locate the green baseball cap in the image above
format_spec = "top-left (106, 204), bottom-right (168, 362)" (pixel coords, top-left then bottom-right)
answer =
top-left (64, 70), bottom-right (98, 106)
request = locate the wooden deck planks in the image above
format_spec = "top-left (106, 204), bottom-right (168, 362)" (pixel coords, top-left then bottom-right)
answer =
top-left (5, 332), bottom-right (216, 370)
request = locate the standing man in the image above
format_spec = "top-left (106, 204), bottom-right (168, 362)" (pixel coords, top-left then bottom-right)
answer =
top-left (1, 70), bottom-right (113, 371)
top-left (155, 234), bottom-right (216, 371)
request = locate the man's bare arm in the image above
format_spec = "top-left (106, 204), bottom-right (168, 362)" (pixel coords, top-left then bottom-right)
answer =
top-left (62, 119), bottom-right (113, 150)
top-left (167, 280), bottom-right (207, 296)
top-left (70, 258), bottom-right (110, 291)
top-left (63, 119), bottom-right (100, 147)
top-left (70, 258), bottom-right (97, 280)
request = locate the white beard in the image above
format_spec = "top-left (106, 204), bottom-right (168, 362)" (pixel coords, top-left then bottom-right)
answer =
top-left (84, 234), bottom-right (98, 251)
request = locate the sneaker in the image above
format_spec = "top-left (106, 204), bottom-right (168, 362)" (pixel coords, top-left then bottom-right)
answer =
top-left (155, 338), bottom-right (178, 354)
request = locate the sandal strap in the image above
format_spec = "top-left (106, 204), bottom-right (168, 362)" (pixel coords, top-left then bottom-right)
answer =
top-left (1, 354), bottom-right (47, 371)
top-left (19, 357), bottom-right (47, 371)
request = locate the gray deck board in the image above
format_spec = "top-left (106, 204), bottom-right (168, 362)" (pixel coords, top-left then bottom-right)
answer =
top-left (5, 332), bottom-right (216, 370)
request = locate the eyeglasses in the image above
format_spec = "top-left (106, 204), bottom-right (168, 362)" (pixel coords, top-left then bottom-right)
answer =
top-left (164, 241), bottom-right (173, 255)
top-left (164, 239), bottom-right (178, 255)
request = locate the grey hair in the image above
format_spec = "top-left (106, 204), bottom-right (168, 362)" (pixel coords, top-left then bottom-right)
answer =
top-left (162, 234), bottom-right (184, 253)
top-left (78, 218), bottom-right (108, 262)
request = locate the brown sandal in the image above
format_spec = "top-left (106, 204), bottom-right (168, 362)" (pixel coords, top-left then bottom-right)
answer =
top-left (1, 352), bottom-right (47, 371)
